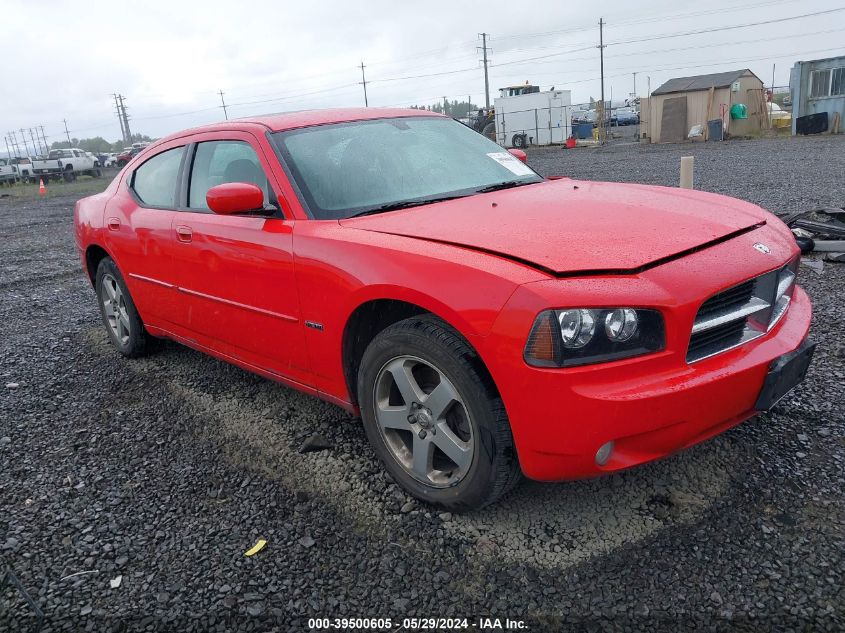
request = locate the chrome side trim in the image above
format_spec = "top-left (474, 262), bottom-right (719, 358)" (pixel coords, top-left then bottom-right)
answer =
top-left (128, 273), bottom-right (175, 289)
top-left (177, 286), bottom-right (298, 323)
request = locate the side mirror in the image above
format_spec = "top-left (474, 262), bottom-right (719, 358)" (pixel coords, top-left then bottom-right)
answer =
top-left (206, 182), bottom-right (264, 215)
top-left (508, 148), bottom-right (527, 163)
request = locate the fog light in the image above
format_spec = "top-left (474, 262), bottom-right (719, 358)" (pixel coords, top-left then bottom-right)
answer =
top-left (595, 441), bottom-right (614, 466)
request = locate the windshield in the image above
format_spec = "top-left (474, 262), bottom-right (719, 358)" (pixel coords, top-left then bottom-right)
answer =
top-left (272, 117), bottom-right (542, 220)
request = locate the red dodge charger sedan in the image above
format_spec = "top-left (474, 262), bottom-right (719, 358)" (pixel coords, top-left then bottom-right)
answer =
top-left (74, 108), bottom-right (814, 510)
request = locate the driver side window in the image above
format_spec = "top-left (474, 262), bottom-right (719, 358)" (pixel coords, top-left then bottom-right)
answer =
top-left (188, 140), bottom-right (271, 210)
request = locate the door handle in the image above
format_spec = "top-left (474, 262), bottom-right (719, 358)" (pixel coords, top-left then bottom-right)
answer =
top-left (175, 225), bottom-right (193, 243)
top-left (107, 217), bottom-right (120, 231)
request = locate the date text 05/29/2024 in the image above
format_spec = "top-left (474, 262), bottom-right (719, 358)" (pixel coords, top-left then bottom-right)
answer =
top-left (307, 617), bottom-right (527, 630)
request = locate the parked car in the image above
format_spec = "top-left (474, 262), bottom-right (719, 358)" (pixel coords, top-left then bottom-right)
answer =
top-left (0, 159), bottom-right (19, 185)
top-left (32, 148), bottom-right (100, 182)
top-left (12, 156), bottom-right (35, 182)
top-left (768, 102), bottom-right (792, 129)
top-left (115, 147), bottom-right (142, 167)
top-left (74, 108), bottom-right (813, 511)
top-left (613, 109), bottom-right (640, 125)
top-left (103, 153), bottom-right (118, 168)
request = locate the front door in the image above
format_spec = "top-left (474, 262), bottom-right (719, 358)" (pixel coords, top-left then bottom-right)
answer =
top-left (168, 135), bottom-right (311, 386)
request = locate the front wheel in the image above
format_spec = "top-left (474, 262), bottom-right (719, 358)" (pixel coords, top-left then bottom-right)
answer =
top-left (358, 316), bottom-right (521, 511)
top-left (95, 257), bottom-right (154, 357)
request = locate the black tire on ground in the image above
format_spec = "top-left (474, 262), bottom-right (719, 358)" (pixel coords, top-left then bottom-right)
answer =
top-left (357, 316), bottom-right (521, 511)
top-left (481, 121), bottom-right (496, 141)
top-left (512, 133), bottom-right (527, 148)
top-left (95, 257), bottom-right (154, 358)
top-left (63, 168), bottom-right (76, 182)
top-left (117, 160), bottom-right (127, 168)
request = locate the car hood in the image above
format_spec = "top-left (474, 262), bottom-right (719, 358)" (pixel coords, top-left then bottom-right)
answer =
top-left (339, 179), bottom-right (767, 275)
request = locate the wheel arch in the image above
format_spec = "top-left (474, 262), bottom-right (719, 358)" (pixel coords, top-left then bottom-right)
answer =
top-left (341, 297), bottom-right (502, 408)
top-left (84, 243), bottom-right (113, 284)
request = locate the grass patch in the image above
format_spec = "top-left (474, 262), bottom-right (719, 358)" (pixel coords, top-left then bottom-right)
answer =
top-left (0, 173), bottom-right (114, 201)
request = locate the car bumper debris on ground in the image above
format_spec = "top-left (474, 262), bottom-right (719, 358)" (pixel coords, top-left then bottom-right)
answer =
top-left (1, 137), bottom-right (843, 631)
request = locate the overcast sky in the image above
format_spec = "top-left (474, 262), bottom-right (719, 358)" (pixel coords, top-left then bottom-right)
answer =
top-left (2, 0), bottom-right (843, 150)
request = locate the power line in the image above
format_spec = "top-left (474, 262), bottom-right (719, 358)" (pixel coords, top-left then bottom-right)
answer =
top-left (608, 7), bottom-right (845, 46)
top-left (490, 0), bottom-right (801, 43)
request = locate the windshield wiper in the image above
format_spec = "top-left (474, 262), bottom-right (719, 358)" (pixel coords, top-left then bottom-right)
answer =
top-left (475, 180), bottom-right (535, 194)
top-left (348, 194), bottom-right (469, 218)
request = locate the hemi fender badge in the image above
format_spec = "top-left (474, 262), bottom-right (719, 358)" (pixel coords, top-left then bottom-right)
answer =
top-left (305, 321), bottom-right (324, 331)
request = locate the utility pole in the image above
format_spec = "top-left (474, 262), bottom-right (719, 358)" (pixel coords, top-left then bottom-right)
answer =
top-left (19, 129), bottom-right (31, 156)
top-left (113, 93), bottom-right (126, 144)
top-left (478, 33), bottom-right (491, 109)
top-left (218, 89), bottom-right (229, 120)
top-left (118, 95), bottom-right (132, 143)
top-left (4, 135), bottom-right (12, 160)
top-left (597, 18), bottom-right (606, 143)
top-left (39, 126), bottom-right (48, 153)
top-left (632, 72), bottom-right (637, 100)
top-left (359, 62), bottom-right (368, 107)
top-left (62, 120), bottom-right (72, 148)
top-left (29, 129), bottom-right (39, 156)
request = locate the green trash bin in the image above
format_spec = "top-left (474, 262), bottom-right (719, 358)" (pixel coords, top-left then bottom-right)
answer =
top-left (730, 103), bottom-right (747, 120)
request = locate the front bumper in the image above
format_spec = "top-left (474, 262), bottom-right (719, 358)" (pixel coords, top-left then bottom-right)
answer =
top-left (493, 285), bottom-right (811, 480)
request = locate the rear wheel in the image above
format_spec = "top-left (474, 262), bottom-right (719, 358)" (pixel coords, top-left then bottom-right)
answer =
top-left (95, 257), bottom-right (153, 357)
top-left (512, 133), bottom-right (527, 148)
top-left (358, 316), bottom-right (521, 511)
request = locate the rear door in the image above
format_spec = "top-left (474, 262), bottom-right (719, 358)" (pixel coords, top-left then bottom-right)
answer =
top-left (168, 132), bottom-right (311, 386)
top-left (103, 142), bottom-right (187, 328)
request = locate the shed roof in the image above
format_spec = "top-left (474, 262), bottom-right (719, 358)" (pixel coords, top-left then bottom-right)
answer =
top-left (651, 69), bottom-right (759, 96)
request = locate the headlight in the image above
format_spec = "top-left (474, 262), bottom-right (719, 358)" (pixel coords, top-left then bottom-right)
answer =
top-left (525, 308), bottom-right (664, 367)
top-left (557, 309), bottom-right (595, 348)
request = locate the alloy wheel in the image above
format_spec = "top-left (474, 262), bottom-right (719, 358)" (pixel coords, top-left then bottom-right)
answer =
top-left (100, 273), bottom-right (130, 345)
top-left (373, 355), bottom-right (474, 488)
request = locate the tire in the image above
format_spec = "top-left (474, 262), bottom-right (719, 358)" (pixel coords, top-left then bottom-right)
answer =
top-left (481, 121), bottom-right (496, 141)
top-left (357, 316), bottom-right (521, 511)
top-left (512, 134), bottom-right (527, 148)
top-left (117, 160), bottom-right (127, 168)
top-left (63, 168), bottom-right (76, 183)
top-left (95, 257), bottom-right (154, 357)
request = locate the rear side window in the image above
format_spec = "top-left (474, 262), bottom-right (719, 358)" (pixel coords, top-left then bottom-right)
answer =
top-left (132, 147), bottom-right (185, 208)
top-left (188, 140), bottom-right (269, 210)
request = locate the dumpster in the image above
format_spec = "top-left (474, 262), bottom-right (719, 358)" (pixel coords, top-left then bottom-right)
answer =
top-left (574, 123), bottom-right (593, 139)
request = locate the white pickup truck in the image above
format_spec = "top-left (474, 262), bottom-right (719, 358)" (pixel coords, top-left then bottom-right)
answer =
top-left (31, 148), bottom-right (101, 182)
top-left (0, 159), bottom-right (19, 185)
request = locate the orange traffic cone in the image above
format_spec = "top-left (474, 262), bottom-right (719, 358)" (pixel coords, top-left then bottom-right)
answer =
top-left (39, 179), bottom-right (46, 196)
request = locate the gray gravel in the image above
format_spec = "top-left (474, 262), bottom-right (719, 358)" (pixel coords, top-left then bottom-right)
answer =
top-left (1, 135), bottom-right (844, 631)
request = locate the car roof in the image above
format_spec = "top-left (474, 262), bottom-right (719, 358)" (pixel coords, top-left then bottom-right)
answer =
top-left (157, 107), bottom-right (446, 144)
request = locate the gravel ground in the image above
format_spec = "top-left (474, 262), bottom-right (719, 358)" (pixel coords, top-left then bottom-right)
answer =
top-left (1, 136), bottom-right (843, 632)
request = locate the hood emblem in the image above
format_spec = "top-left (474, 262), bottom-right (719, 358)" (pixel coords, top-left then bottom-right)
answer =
top-left (753, 243), bottom-right (771, 254)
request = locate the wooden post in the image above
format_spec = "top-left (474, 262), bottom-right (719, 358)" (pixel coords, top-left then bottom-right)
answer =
top-left (680, 156), bottom-right (694, 189)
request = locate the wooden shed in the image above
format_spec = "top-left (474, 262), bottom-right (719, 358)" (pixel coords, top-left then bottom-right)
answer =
top-left (646, 69), bottom-right (766, 143)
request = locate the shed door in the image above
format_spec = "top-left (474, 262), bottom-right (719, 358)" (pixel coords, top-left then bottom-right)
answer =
top-left (660, 96), bottom-right (688, 143)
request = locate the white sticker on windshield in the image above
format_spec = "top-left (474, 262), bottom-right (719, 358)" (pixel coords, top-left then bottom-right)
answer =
top-left (486, 152), bottom-right (534, 176)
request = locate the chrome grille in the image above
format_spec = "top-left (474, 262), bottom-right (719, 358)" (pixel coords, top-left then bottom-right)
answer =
top-left (687, 261), bottom-right (797, 363)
